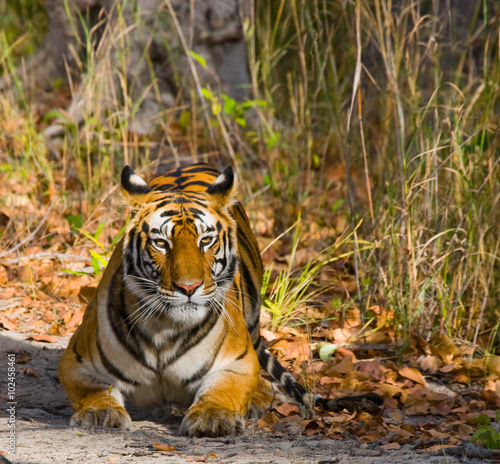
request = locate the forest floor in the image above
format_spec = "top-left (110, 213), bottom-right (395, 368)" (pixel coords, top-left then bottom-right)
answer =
top-left (0, 330), bottom-right (467, 464)
top-left (1, 164), bottom-right (500, 463)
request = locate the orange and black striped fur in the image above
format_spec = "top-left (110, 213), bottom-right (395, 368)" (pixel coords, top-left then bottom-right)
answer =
top-left (58, 164), bottom-right (381, 437)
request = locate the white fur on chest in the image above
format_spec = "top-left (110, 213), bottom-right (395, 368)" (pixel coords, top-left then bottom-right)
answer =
top-left (132, 317), bottom-right (226, 407)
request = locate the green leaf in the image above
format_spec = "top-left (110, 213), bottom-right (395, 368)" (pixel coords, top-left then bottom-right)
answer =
top-left (201, 87), bottom-right (212, 100)
top-left (477, 414), bottom-right (491, 426)
top-left (266, 130), bottom-right (280, 149)
top-left (189, 50), bottom-right (207, 68)
top-left (331, 199), bottom-right (344, 213)
top-left (223, 96), bottom-right (236, 115)
top-left (241, 100), bottom-right (267, 109)
top-left (212, 101), bottom-right (222, 115)
top-left (76, 228), bottom-right (106, 250)
top-left (312, 153), bottom-right (320, 168)
top-left (264, 299), bottom-right (282, 318)
top-left (178, 110), bottom-right (190, 130)
top-left (61, 269), bottom-right (92, 276)
top-left (317, 342), bottom-right (338, 362)
top-left (67, 214), bottom-right (84, 230)
top-left (90, 250), bottom-right (108, 270)
top-left (235, 116), bottom-right (246, 127)
top-left (93, 222), bottom-right (105, 240)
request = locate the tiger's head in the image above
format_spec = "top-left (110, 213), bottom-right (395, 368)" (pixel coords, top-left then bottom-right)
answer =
top-left (120, 166), bottom-right (240, 326)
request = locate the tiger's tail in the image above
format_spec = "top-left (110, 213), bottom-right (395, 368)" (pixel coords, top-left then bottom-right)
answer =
top-left (256, 341), bottom-right (383, 413)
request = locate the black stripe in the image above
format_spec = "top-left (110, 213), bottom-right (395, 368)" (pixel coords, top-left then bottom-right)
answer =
top-left (134, 232), bottom-right (144, 273)
top-left (155, 198), bottom-right (207, 209)
top-left (181, 180), bottom-right (212, 189)
top-left (96, 332), bottom-right (140, 386)
top-left (188, 207), bottom-right (205, 217)
top-left (184, 165), bottom-right (220, 176)
top-left (182, 323), bottom-right (228, 385)
top-left (246, 313), bottom-right (260, 338)
top-left (164, 309), bottom-right (218, 364)
top-left (106, 268), bottom-right (155, 369)
top-left (73, 343), bottom-right (83, 364)
top-left (235, 340), bottom-right (249, 361)
top-left (240, 260), bottom-right (259, 306)
top-left (161, 210), bottom-right (179, 217)
top-left (237, 226), bottom-right (260, 269)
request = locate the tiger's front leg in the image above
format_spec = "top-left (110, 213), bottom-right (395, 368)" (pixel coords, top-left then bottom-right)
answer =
top-left (180, 350), bottom-right (260, 437)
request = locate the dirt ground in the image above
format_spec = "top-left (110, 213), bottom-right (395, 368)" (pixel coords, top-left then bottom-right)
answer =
top-left (0, 331), bottom-right (465, 464)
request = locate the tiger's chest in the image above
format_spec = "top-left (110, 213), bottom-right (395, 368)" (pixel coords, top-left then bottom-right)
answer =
top-left (99, 301), bottom-right (229, 406)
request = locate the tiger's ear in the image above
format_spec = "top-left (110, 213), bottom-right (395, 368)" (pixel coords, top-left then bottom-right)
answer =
top-left (121, 166), bottom-right (152, 208)
top-left (206, 166), bottom-right (239, 209)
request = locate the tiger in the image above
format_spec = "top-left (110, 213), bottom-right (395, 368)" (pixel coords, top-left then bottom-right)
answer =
top-left (58, 163), bottom-right (382, 437)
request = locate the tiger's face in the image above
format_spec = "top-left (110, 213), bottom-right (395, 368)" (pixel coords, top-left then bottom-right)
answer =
top-left (121, 166), bottom-right (239, 326)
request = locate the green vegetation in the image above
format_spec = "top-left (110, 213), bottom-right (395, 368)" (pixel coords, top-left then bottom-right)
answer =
top-left (0, 0), bottom-right (498, 351)
top-left (471, 412), bottom-right (500, 449)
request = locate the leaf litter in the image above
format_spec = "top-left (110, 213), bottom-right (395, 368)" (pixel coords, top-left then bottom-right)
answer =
top-left (0, 170), bottom-right (499, 461)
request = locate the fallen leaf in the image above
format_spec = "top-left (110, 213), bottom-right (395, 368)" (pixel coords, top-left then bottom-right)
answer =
top-left (381, 442), bottom-right (401, 450)
top-left (386, 409), bottom-right (404, 424)
top-left (257, 411), bottom-right (280, 431)
top-left (328, 356), bottom-right (353, 375)
top-left (0, 264), bottom-right (7, 284)
top-left (420, 355), bottom-right (442, 373)
top-left (5, 349), bottom-right (32, 364)
top-left (356, 360), bottom-right (384, 381)
top-left (49, 322), bottom-right (64, 336)
top-left (26, 334), bottom-right (59, 343)
top-left (66, 307), bottom-right (84, 329)
top-left (261, 328), bottom-right (277, 342)
top-left (429, 333), bottom-right (460, 363)
top-left (487, 356), bottom-right (500, 378)
top-left (301, 419), bottom-right (323, 436)
top-left (457, 423), bottom-right (474, 436)
top-left (405, 399), bottom-right (430, 415)
top-left (426, 444), bottom-right (455, 453)
top-left (0, 318), bottom-right (16, 331)
top-left (327, 411), bottom-right (356, 423)
top-left (271, 330), bottom-right (311, 363)
top-left (78, 284), bottom-right (98, 304)
top-left (399, 367), bottom-right (428, 387)
top-left (187, 453), bottom-right (218, 462)
top-left (275, 403), bottom-right (300, 417)
top-left (18, 366), bottom-right (40, 378)
top-left (153, 442), bottom-right (175, 452)
top-left (439, 363), bottom-right (456, 373)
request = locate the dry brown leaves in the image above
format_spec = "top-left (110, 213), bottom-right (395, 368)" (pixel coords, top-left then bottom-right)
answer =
top-left (259, 324), bottom-right (500, 450)
top-left (0, 172), bottom-right (498, 454)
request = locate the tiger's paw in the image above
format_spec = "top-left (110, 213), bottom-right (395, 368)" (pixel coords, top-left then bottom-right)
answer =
top-left (180, 405), bottom-right (244, 437)
top-left (70, 406), bottom-right (133, 430)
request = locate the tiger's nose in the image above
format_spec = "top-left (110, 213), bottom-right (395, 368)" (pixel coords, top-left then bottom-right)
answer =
top-left (174, 281), bottom-right (203, 297)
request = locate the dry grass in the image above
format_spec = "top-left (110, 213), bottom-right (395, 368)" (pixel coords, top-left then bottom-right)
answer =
top-left (0, 0), bottom-right (499, 350)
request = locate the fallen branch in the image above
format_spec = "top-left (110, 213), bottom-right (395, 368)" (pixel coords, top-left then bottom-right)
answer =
top-left (2, 252), bottom-right (90, 265)
top-left (430, 443), bottom-right (500, 459)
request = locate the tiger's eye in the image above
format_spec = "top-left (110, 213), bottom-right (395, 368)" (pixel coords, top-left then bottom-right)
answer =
top-left (200, 236), bottom-right (213, 247)
top-left (153, 239), bottom-right (168, 249)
